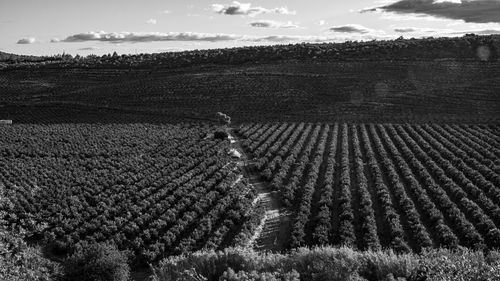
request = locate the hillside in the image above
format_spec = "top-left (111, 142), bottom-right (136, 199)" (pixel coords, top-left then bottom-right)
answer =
top-left (0, 35), bottom-right (499, 124)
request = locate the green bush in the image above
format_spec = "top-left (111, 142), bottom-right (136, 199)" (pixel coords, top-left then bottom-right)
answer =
top-left (62, 242), bottom-right (130, 281)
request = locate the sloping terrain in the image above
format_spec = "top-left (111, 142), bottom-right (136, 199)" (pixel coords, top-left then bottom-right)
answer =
top-left (1, 60), bottom-right (499, 123)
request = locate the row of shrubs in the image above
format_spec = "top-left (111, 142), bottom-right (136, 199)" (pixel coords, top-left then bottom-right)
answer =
top-left (3, 239), bottom-right (500, 281)
top-left (153, 246), bottom-right (500, 281)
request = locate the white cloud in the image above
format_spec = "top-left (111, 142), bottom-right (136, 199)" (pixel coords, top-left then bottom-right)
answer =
top-left (319, 20), bottom-right (326, 26)
top-left (56, 31), bottom-right (244, 43)
top-left (251, 33), bottom-right (394, 43)
top-left (212, 1), bottom-right (296, 16)
top-left (249, 20), bottom-right (300, 29)
top-left (146, 19), bottom-right (157, 25)
top-left (52, 30), bottom-right (394, 45)
top-left (17, 37), bottom-right (36, 44)
top-left (162, 10), bottom-right (171, 14)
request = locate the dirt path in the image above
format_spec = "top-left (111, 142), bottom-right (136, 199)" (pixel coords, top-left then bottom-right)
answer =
top-left (228, 127), bottom-right (291, 252)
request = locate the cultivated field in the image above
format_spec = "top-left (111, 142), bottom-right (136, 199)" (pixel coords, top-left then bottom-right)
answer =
top-left (1, 36), bottom-right (500, 281)
top-left (1, 60), bottom-right (499, 124)
top-left (2, 122), bottom-right (499, 260)
top-left (0, 124), bottom-right (259, 263)
top-left (238, 123), bottom-right (500, 252)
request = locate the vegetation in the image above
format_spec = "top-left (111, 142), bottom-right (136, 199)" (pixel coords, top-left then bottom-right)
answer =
top-left (0, 228), bottom-right (58, 281)
top-left (1, 34), bottom-right (499, 69)
top-left (62, 242), bottom-right (129, 281)
top-left (1, 35), bottom-right (499, 124)
top-left (0, 35), bottom-right (499, 280)
top-left (239, 122), bottom-right (500, 252)
top-left (0, 123), bottom-right (256, 265)
top-left (151, 246), bottom-right (500, 281)
top-left (0, 183), bottom-right (59, 281)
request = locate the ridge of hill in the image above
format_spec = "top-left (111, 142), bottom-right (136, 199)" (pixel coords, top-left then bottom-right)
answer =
top-left (2, 34), bottom-right (499, 69)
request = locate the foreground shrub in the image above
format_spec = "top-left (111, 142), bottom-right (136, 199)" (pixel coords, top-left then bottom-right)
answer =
top-left (220, 268), bottom-right (300, 281)
top-left (152, 247), bottom-right (418, 281)
top-left (0, 228), bottom-right (59, 281)
top-left (152, 246), bottom-right (500, 281)
top-left (62, 242), bottom-right (129, 281)
top-left (1, 185), bottom-right (59, 281)
top-left (410, 248), bottom-right (500, 281)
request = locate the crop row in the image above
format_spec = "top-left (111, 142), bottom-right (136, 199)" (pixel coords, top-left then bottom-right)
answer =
top-left (239, 122), bottom-right (500, 252)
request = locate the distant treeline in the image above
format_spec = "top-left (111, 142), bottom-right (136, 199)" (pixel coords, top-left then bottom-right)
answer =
top-left (1, 34), bottom-right (499, 70)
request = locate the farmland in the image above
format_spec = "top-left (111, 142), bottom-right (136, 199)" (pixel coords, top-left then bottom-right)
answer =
top-left (1, 35), bottom-right (500, 281)
top-left (1, 35), bottom-right (500, 124)
top-left (2, 123), bottom-right (499, 252)
top-left (1, 60), bottom-right (500, 124)
top-left (238, 123), bottom-right (500, 252)
top-left (0, 124), bottom-right (260, 264)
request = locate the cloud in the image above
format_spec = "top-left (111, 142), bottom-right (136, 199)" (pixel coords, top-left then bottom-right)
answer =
top-left (162, 10), bottom-right (171, 14)
top-left (450, 29), bottom-right (500, 35)
top-left (78, 47), bottom-right (99, 51)
top-left (319, 20), bottom-right (326, 26)
top-left (17, 37), bottom-right (36, 44)
top-left (393, 26), bottom-right (447, 33)
top-left (251, 33), bottom-right (394, 43)
top-left (212, 1), bottom-right (296, 16)
top-left (56, 31), bottom-right (243, 43)
top-left (51, 30), bottom-right (394, 45)
top-left (146, 19), bottom-right (157, 25)
top-left (249, 20), bottom-right (299, 29)
top-left (329, 24), bottom-right (374, 34)
top-left (394, 27), bottom-right (419, 33)
top-left (363, 0), bottom-right (500, 24)
top-left (392, 26), bottom-right (500, 36)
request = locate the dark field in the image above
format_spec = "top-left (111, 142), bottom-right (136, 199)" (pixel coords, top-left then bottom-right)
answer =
top-left (1, 60), bottom-right (499, 123)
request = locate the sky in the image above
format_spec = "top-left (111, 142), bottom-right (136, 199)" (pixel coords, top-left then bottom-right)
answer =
top-left (1, 0), bottom-right (500, 56)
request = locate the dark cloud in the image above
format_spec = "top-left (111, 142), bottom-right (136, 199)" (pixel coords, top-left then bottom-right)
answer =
top-left (393, 27), bottom-right (440, 33)
top-left (212, 1), bottom-right (295, 16)
top-left (78, 47), bottom-right (99, 51)
top-left (249, 20), bottom-right (299, 29)
top-left (17, 37), bottom-right (36, 44)
top-left (393, 26), bottom-right (500, 35)
top-left (394, 27), bottom-right (419, 33)
top-left (329, 24), bottom-right (373, 34)
top-left (364, 0), bottom-right (500, 24)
